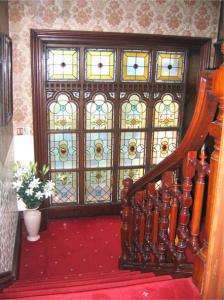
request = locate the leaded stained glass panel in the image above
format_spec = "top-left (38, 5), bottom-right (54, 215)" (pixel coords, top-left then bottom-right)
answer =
top-left (85, 170), bottom-right (112, 203)
top-left (120, 132), bottom-right (145, 166)
top-left (154, 94), bottom-right (179, 127)
top-left (121, 94), bottom-right (146, 129)
top-left (156, 51), bottom-right (185, 82)
top-left (49, 133), bottom-right (77, 169)
top-left (86, 94), bottom-right (112, 130)
top-left (86, 132), bottom-right (112, 168)
top-left (118, 168), bottom-right (144, 198)
top-left (122, 50), bottom-right (150, 81)
top-left (152, 130), bottom-right (177, 164)
top-left (48, 94), bottom-right (77, 130)
top-left (51, 172), bottom-right (78, 203)
top-left (85, 49), bottom-right (115, 81)
top-left (47, 48), bottom-right (79, 81)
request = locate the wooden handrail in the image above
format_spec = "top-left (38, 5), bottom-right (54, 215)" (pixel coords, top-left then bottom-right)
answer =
top-left (127, 71), bottom-right (218, 197)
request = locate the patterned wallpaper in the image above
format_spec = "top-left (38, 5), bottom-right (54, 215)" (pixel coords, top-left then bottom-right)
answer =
top-left (8, 0), bottom-right (221, 132)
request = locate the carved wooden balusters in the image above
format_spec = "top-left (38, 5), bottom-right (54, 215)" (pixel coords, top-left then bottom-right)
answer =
top-left (176, 152), bottom-right (196, 266)
top-left (158, 172), bottom-right (174, 264)
top-left (120, 178), bottom-right (133, 266)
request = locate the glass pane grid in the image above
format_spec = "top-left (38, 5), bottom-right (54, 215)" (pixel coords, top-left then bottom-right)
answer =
top-left (85, 49), bottom-right (115, 81)
top-left (47, 48), bottom-right (79, 81)
top-left (48, 133), bottom-right (77, 169)
top-left (48, 94), bottom-right (77, 130)
top-left (156, 51), bottom-right (185, 82)
top-left (152, 130), bottom-right (178, 164)
top-left (121, 94), bottom-right (146, 129)
top-left (122, 50), bottom-right (150, 82)
top-left (51, 172), bottom-right (78, 204)
top-left (85, 170), bottom-right (112, 203)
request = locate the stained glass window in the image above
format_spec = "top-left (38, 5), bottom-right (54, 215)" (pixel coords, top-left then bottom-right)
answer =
top-left (152, 131), bottom-right (177, 164)
top-left (85, 170), bottom-right (112, 203)
top-left (48, 94), bottom-right (77, 130)
top-left (154, 94), bottom-right (179, 127)
top-left (121, 94), bottom-right (146, 129)
top-left (118, 168), bottom-right (144, 199)
top-left (122, 50), bottom-right (150, 81)
top-left (85, 49), bottom-right (115, 81)
top-left (47, 48), bottom-right (79, 81)
top-left (86, 94), bottom-right (112, 130)
top-left (51, 172), bottom-right (78, 203)
top-left (49, 133), bottom-right (77, 169)
top-left (156, 51), bottom-right (185, 82)
top-left (86, 132), bottom-right (112, 168)
top-left (120, 132), bottom-right (145, 166)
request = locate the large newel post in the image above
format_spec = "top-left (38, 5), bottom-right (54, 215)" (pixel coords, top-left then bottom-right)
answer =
top-left (193, 47), bottom-right (224, 296)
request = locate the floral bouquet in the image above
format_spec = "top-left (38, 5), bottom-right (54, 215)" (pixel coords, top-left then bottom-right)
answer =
top-left (13, 161), bottom-right (55, 209)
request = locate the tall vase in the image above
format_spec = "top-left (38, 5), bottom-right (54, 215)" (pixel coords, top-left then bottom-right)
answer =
top-left (23, 209), bottom-right (41, 241)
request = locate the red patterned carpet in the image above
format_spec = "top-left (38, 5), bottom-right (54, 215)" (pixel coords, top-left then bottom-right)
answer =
top-left (19, 216), bottom-right (121, 280)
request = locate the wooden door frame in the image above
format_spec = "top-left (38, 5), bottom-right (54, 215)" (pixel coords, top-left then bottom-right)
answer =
top-left (31, 30), bottom-right (212, 227)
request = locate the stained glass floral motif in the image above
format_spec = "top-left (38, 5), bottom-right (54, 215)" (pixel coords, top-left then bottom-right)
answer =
top-left (49, 133), bottom-right (77, 169)
top-left (121, 94), bottom-right (146, 129)
top-left (47, 48), bottom-right (79, 81)
top-left (156, 51), bottom-right (185, 82)
top-left (118, 168), bottom-right (144, 199)
top-left (51, 172), bottom-right (78, 203)
top-left (122, 50), bottom-right (150, 81)
top-left (48, 94), bottom-right (77, 130)
top-left (86, 132), bottom-right (112, 168)
top-left (154, 94), bottom-right (179, 127)
top-left (120, 132), bottom-right (145, 166)
top-left (85, 170), bottom-right (112, 203)
top-left (85, 49), bottom-right (115, 81)
top-left (86, 94), bottom-right (112, 130)
top-left (152, 131), bottom-right (177, 164)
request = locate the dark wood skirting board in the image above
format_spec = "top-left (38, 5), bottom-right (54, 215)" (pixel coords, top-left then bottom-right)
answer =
top-left (47, 203), bottom-right (121, 219)
top-left (0, 215), bottom-right (21, 290)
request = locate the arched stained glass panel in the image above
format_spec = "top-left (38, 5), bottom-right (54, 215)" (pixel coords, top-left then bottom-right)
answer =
top-left (154, 94), bottom-right (179, 127)
top-left (121, 94), bottom-right (146, 129)
top-left (86, 94), bottom-right (112, 130)
top-left (48, 94), bottom-right (77, 130)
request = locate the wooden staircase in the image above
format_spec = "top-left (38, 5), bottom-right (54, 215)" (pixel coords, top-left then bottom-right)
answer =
top-left (119, 63), bottom-right (224, 298)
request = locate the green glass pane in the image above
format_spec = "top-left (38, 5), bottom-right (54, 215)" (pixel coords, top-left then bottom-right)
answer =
top-left (156, 51), bottom-right (185, 82)
top-left (48, 133), bottom-right (77, 169)
top-left (122, 50), bottom-right (150, 81)
top-left (48, 94), bottom-right (77, 130)
top-left (51, 172), bottom-right (78, 203)
top-left (86, 94), bottom-right (112, 130)
top-left (47, 48), bottom-right (79, 81)
top-left (118, 168), bottom-right (144, 199)
top-left (121, 94), bottom-right (146, 129)
top-left (86, 132), bottom-right (112, 168)
top-left (152, 130), bottom-right (177, 164)
top-left (120, 132), bottom-right (145, 166)
top-left (85, 170), bottom-right (112, 203)
top-left (154, 94), bottom-right (179, 128)
top-left (85, 49), bottom-right (115, 81)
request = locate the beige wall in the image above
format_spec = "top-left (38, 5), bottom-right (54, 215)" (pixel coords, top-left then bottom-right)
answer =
top-left (0, 1), bottom-right (18, 274)
top-left (9, 0), bottom-right (221, 140)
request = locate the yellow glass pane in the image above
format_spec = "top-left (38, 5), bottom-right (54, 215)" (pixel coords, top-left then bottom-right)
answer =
top-left (122, 51), bottom-right (150, 81)
top-left (156, 51), bottom-right (184, 82)
top-left (154, 94), bottom-right (179, 127)
top-left (47, 48), bottom-right (79, 81)
top-left (85, 49), bottom-right (115, 81)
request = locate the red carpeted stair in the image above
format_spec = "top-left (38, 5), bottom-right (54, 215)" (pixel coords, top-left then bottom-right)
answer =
top-left (0, 216), bottom-right (201, 299)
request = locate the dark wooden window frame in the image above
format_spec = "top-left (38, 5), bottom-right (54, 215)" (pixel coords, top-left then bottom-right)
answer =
top-left (31, 30), bottom-right (211, 220)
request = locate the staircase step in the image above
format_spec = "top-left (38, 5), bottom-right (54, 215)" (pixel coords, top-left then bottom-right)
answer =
top-left (1, 275), bottom-right (172, 299)
top-left (6, 272), bottom-right (155, 292)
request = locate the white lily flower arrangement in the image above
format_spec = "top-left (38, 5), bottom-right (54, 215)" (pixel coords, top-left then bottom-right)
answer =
top-left (13, 161), bottom-right (55, 209)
